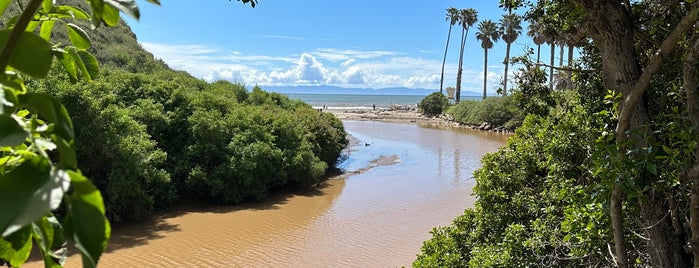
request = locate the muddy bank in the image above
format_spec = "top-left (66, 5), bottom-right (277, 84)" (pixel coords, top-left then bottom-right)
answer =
top-left (327, 108), bottom-right (513, 134)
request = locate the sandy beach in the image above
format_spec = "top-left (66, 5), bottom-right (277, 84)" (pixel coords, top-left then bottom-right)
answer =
top-left (325, 108), bottom-right (512, 133)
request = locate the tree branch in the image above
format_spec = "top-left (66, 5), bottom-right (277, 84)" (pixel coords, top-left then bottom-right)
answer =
top-left (616, 3), bottom-right (699, 135)
top-left (0, 0), bottom-right (42, 73)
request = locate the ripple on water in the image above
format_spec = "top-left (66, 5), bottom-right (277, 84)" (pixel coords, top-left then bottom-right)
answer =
top-left (23, 121), bottom-right (506, 268)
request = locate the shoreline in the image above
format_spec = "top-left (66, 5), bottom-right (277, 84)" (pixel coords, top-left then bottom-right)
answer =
top-left (325, 108), bottom-right (513, 134)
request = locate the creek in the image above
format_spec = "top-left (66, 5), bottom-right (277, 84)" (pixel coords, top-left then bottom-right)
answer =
top-left (33, 120), bottom-right (507, 267)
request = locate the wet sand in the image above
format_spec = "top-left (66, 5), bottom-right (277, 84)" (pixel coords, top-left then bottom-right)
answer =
top-left (26, 119), bottom-right (507, 268)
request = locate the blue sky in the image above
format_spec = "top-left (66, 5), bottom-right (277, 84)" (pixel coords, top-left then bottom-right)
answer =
top-left (125, 0), bottom-right (554, 95)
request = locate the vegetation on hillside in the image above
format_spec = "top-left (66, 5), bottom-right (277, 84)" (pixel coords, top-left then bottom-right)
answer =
top-left (1, 0), bottom-right (345, 267)
top-left (416, 0), bottom-right (699, 267)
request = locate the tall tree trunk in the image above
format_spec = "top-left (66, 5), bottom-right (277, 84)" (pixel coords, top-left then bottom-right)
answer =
top-left (483, 48), bottom-right (488, 99)
top-left (685, 33), bottom-right (699, 268)
top-left (456, 27), bottom-right (466, 103)
top-left (567, 44), bottom-right (574, 80)
top-left (549, 43), bottom-right (555, 88)
top-left (567, 44), bottom-right (574, 67)
top-left (574, 0), bottom-right (694, 267)
top-left (440, 24), bottom-right (453, 94)
top-left (559, 43), bottom-right (564, 67)
top-left (536, 44), bottom-right (541, 64)
top-left (503, 42), bottom-right (511, 96)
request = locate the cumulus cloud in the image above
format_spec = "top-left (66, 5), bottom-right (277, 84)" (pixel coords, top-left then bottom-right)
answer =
top-left (139, 42), bottom-right (491, 89)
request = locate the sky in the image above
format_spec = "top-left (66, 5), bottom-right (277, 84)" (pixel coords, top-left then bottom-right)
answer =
top-left (124, 0), bottom-right (554, 95)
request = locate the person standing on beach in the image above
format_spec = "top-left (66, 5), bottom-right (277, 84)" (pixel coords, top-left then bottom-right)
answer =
top-left (373, 104), bottom-right (376, 111)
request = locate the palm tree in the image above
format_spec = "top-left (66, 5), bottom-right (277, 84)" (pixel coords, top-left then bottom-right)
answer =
top-left (455, 8), bottom-right (478, 103)
top-left (547, 32), bottom-right (556, 89)
top-left (526, 19), bottom-right (546, 64)
top-left (499, 13), bottom-right (521, 96)
top-left (439, 7), bottom-right (460, 94)
top-left (476, 20), bottom-right (500, 99)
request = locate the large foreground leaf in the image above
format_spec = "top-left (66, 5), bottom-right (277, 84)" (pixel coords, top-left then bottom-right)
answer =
top-left (64, 171), bottom-right (110, 268)
top-left (0, 157), bottom-right (69, 237)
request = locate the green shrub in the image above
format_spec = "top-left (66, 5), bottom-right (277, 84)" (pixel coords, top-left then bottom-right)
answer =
top-left (419, 92), bottom-right (449, 116)
top-left (447, 96), bottom-right (521, 129)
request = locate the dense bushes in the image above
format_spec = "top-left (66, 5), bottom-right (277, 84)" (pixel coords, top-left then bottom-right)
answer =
top-left (418, 92), bottom-right (449, 116)
top-left (24, 17), bottom-right (348, 221)
top-left (415, 92), bottom-right (613, 267)
top-left (447, 96), bottom-right (522, 130)
top-left (31, 68), bottom-right (348, 221)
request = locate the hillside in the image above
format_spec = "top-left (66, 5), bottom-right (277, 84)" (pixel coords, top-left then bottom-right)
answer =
top-left (17, 2), bottom-right (348, 222)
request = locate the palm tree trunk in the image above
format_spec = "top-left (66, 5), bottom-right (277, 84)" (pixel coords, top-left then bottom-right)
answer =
top-left (483, 48), bottom-right (488, 99)
top-left (559, 43), bottom-right (564, 67)
top-left (549, 43), bottom-right (555, 88)
top-left (567, 44), bottom-right (574, 80)
top-left (536, 44), bottom-right (541, 64)
top-left (503, 42), bottom-right (511, 96)
top-left (440, 25), bottom-right (453, 94)
top-left (456, 27), bottom-right (466, 103)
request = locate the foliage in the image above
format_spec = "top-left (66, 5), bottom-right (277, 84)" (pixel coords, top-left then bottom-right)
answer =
top-left (447, 96), bottom-right (521, 129)
top-left (0, 0), bottom-right (162, 267)
top-left (416, 92), bottom-right (613, 267)
top-left (418, 92), bottom-right (449, 116)
top-left (1, 0), bottom-right (344, 267)
top-left (418, 1), bottom-right (699, 266)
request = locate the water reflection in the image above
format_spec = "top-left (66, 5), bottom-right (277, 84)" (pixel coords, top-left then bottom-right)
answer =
top-left (26, 120), bottom-right (506, 268)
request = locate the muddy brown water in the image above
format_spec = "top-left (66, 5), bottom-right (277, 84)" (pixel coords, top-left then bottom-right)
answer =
top-left (27, 120), bottom-right (507, 267)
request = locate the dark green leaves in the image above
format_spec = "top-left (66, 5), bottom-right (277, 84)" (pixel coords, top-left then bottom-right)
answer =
top-left (66, 47), bottom-right (99, 81)
top-left (0, 226), bottom-right (32, 267)
top-left (104, 0), bottom-right (140, 21)
top-left (0, 115), bottom-right (25, 147)
top-left (66, 23), bottom-right (91, 50)
top-left (64, 171), bottom-right (110, 268)
top-left (0, 157), bottom-right (69, 237)
top-left (0, 30), bottom-right (52, 78)
top-left (19, 93), bottom-right (74, 140)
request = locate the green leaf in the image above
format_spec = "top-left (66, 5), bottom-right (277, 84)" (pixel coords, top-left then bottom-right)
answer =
top-left (0, 30), bottom-right (52, 78)
top-left (0, 226), bottom-right (32, 267)
top-left (78, 50), bottom-right (99, 79)
top-left (0, 0), bottom-right (10, 18)
top-left (40, 20), bottom-right (55, 41)
top-left (54, 135), bottom-right (77, 169)
top-left (101, 4), bottom-right (121, 26)
top-left (0, 157), bottom-right (69, 237)
top-left (49, 6), bottom-right (90, 20)
top-left (19, 93), bottom-right (74, 140)
top-left (104, 0), bottom-right (140, 20)
top-left (32, 215), bottom-right (66, 267)
top-left (64, 171), bottom-right (110, 268)
top-left (67, 47), bottom-right (99, 81)
top-left (56, 50), bottom-right (78, 84)
top-left (42, 0), bottom-right (53, 13)
top-left (66, 23), bottom-right (91, 50)
top-left (0, 115), bottom-right (25, 147)
top-left (86, 0), bottom-right (107, 27)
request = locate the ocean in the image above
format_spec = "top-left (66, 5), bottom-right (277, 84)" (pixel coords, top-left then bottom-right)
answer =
top-left (284, 93), bottom-right (481, 110)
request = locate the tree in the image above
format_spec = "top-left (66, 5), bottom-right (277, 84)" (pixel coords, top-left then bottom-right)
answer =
top-left (418, 92), bottom-right (449, 117)
top-left (476, 20), bottom-right (500, 100)
top-left (499, 13), bottom-right (522, 96)
top-left (455, 8), bottom-right (478, 103)
top-left (526, 19), bottom-right (546, 64)
top-left (547, 31), bottom-right (556, 89)
top-left (0, 0), bottom-right (256, 267)
top-left (439, 7), bottom-right (460, 94)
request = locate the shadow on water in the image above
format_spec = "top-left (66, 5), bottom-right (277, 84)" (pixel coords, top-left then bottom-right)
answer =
top-left (104, 178), bottom-right (340, 252)
top-left (26, 177), bottom-right (346, 265)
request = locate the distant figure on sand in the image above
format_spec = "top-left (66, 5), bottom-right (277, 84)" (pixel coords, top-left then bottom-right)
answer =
top-left (373, 104), bottom-right (376, 111)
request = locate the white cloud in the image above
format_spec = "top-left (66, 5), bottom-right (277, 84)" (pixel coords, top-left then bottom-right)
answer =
top-left (139, 42), bottom-right (497, 89)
